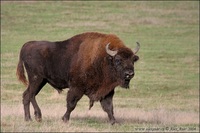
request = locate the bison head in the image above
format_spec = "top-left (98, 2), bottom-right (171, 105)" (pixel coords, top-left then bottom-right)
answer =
top-left (106, 42), bottom-right (140, 88)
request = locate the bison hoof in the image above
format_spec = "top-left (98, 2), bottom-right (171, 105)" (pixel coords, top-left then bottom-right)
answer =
top-left (25, 117), bottom-right (32, 121)
top-left (35, 117), bottom-right (42, 122)
top-left (110, 120), bottom-right (116, 125)
top-left (62, 116), bottom-right (69, 123)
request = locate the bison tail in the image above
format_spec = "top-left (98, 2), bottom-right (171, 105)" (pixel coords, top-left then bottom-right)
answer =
top-left (16, 58), bottom-right (28, 86)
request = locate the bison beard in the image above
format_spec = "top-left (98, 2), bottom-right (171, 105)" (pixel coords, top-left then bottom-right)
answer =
top-left (122, 79), bottom-right (131, 88)
top-left (16, 32), bottom-right (140, 125)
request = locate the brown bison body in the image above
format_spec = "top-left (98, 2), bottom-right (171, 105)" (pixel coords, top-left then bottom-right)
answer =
top-left (16, 32), bottom-right (140, 124)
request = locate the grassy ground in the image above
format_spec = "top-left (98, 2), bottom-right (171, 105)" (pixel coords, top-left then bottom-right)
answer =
top-left (1, 1), bottom-right (199, 132)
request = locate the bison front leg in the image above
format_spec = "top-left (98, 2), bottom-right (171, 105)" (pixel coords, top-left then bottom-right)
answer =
top-left (100, 89), bottom-right (116, 125)
top-left (62, 88), bottom-right (83, 123)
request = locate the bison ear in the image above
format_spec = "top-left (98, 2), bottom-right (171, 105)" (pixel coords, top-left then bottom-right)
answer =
top-left (106, 43), bottom-right (118, 57)
top-left (133, 55), bottom-right (139, 62)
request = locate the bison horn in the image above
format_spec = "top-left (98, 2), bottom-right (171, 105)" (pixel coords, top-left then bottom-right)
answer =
top-left (106, 43), bottom-right (118, 57)
top-left (133, 42), bottom-right (140, 54)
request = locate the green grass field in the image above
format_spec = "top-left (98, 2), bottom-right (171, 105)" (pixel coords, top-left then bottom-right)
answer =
top-left (1, 1), bottom-right (199, 132)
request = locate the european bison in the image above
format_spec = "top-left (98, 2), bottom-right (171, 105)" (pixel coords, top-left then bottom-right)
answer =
top-left (16, 32), bottom-right (140, 124)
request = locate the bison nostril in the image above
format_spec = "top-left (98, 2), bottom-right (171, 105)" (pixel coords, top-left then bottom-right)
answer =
top-left (129, 72), bottom-right (134, 76)
top-left (125, 71), bottom-right (134, 78)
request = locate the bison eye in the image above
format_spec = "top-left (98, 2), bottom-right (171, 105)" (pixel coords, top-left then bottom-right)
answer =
top-left (115, 58), bottom-right (122, 65)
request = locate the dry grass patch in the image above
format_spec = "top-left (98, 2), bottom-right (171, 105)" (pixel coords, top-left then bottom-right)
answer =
top-left (115, 108), bottom-right (199, 125)
top-left (1, 101), bottom-right (199, 125)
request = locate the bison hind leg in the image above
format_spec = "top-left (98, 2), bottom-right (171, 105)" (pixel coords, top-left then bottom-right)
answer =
top-left (24, 76), bottom-right (47, 122)
top-left (23, 88), bottom-right (32, 121)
